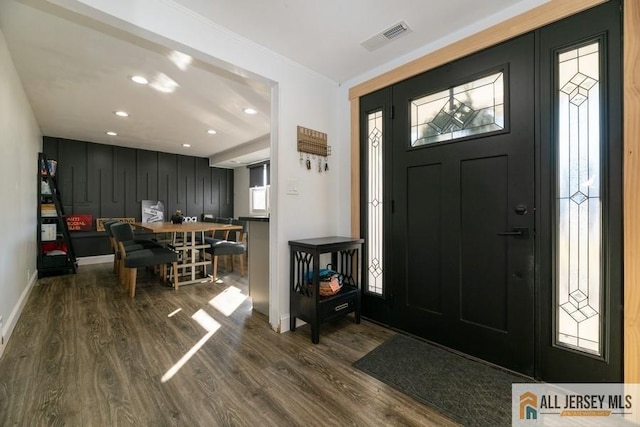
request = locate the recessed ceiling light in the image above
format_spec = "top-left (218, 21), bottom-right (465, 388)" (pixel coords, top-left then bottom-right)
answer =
top-left (114, 111), bottom-right (129, 117)
top-left (131, 75), bottom-right (148, 85)
top-left (207, 129), bottom-right (217, 135)
top-left (182, 143), bottom-right (191, 148)
top-left (243, 108), bottom-right (258, 115)
top-left (106, 131), bottom-right (118, 136)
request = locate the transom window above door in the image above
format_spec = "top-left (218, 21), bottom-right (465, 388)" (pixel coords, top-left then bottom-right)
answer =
top-left (410, 70), bottom-right (506, 147)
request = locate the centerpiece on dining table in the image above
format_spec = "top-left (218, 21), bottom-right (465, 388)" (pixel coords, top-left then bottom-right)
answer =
top-left (170, 209), bottom-right (184, 224)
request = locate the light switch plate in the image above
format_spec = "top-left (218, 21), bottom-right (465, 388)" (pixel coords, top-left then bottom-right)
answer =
top-left (286, 177), bottom-right (299, 195)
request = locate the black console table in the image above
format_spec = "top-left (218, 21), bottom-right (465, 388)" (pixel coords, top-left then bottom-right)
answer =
top-left (289, 236), bottom-right (364, 344)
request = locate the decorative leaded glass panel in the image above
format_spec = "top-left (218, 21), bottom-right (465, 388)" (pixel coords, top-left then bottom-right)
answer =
top-left (410, 71), bottom-right (504, 146)
top-left (556, 41), bottom-right (601, 355)
top-left (367, 110), bottom-right (383, 295)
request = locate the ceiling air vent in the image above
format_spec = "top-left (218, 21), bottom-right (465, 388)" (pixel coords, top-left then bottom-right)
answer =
top-left (361, 21), bottom-right (412, 52)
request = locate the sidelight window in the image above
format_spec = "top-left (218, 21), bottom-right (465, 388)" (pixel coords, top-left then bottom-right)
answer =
top-left (366, 110), bottom-right (383, 295)
top-left (410, 71), bottom-right (505, 146)
top-left (555, 41), bottom-right (602, 355)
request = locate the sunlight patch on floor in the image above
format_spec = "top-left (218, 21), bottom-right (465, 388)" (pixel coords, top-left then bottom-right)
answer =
top-left (168, 308), bottom-right (182, 317)
top-left (192, 308), bottom-right (222, 332)
top-left (208, 286), bottom-right (248, 317)
top-left (161, 309), bottom-right (220, 383)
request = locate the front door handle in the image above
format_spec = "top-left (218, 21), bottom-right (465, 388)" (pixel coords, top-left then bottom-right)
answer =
top-left (497, 227), bottom-right (529, 239)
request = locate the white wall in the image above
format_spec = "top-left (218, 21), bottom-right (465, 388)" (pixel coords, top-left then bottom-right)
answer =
top-left (55, 0), bottom-right (345, 331)
top-left (0, 28), bottom-right (41, 357)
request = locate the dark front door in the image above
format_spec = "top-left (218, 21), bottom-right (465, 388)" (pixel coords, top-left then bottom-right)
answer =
top-left (390, 34), bottom-right (535, 375)
top-left (359, 0), bottom-right (622, 381)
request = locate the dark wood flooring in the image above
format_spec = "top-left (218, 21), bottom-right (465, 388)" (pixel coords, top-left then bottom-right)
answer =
top-left (0, 263), bottom-right (458, 426)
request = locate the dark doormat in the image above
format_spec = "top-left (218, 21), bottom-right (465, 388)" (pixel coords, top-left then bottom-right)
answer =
top-left (353, 334), bottom-right (534, 427)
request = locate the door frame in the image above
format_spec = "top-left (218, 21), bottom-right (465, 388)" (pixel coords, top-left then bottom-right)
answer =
top-left (349, 0), bottom-right (640, 383)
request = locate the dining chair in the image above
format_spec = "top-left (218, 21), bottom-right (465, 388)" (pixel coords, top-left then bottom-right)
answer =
top-left (230, 219), bottom-right (248, 273)
top-left (104, 220), bottom-right (142, 274)
top-left (202, 216), bottom-right (231, 243)
top-left (204, 219), bottom-right (247, 280)
top-left (110, 222), bottom-right (179, 297)
top-left (104, 220), bottom-right (161, 277)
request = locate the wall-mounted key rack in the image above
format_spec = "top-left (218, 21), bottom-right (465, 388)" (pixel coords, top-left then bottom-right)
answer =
top-left (297, 126), bottom-right (330, 156)
top-left (297, 126), bottom-right (331, 172)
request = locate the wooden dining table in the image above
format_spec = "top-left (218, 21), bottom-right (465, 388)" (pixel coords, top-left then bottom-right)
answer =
top-left (133, 221), bottom-right (242, 288)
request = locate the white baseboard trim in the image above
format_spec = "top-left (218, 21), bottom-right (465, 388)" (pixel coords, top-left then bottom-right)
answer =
top-left (77, 254), bottom-right (113, 266)
top-left (279, 315), bottom-right (306, 334)
top-left (0, 270), bottom-right (37, 359)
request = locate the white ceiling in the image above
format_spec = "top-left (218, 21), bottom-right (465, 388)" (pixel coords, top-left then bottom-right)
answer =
top-left (172, 0), bottom-right (545, 83)
top-left (0, 0), bottom-right (546, 168)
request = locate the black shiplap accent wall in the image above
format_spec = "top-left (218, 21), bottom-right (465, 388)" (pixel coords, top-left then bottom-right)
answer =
top-left (43, 136), bottom-right (233, 256)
